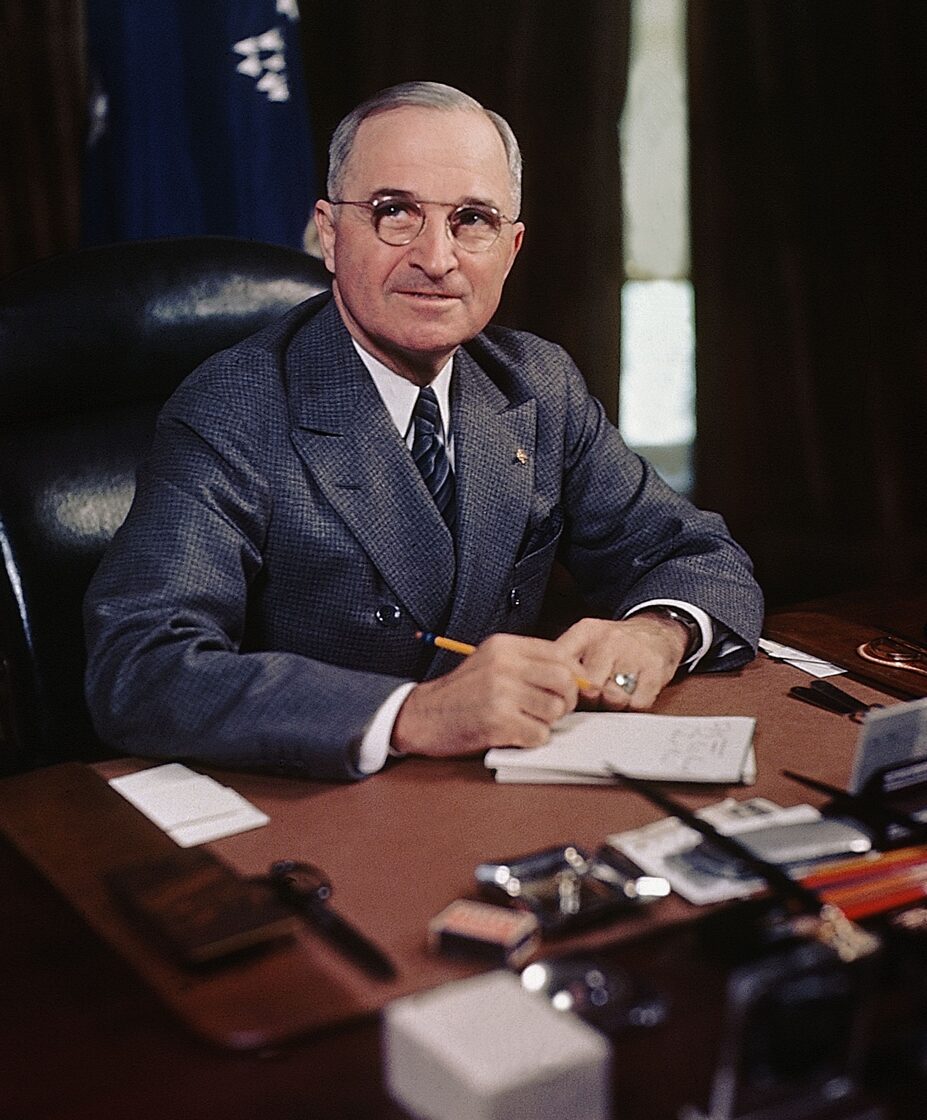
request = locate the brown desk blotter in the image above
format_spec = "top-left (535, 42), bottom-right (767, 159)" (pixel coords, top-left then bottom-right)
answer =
top-left (0, 763), bottom-right (384, 1050)
top-left (764, 610), bottom-right (927, 700)
top-left (0, 756), bottom-right (689, 1054)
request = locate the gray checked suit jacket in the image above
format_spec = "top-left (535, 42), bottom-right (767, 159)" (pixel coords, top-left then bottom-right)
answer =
top-left (84, 294), bottom-right (763, 780)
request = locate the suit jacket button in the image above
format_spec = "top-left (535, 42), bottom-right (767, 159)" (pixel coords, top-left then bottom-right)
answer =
top-left (375, 603), bottom-right (402, 628)
top-left (509, 588), bottom-right (521, 609)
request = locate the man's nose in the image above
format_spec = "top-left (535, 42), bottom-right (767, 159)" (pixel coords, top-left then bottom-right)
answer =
top-left (407, 212), bottom-right (459, 276)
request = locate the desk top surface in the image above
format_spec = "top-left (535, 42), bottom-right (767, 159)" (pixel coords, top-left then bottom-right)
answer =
top-left (0, 651), bottom-right (910, 1119)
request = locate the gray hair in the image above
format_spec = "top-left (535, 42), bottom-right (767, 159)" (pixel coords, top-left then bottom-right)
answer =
top-left (326, 81), bottom-right (523, 218)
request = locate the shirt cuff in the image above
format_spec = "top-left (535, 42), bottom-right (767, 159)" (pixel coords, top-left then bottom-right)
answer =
top-left (623, 599), bottom-right (713, 670)
top-left (355, 681), bottom-right (417, 774)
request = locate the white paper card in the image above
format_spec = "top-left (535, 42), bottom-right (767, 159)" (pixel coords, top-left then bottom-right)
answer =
top-left (759, 638), bottom-right (845, 678)
top-left (109, 763), bottom-right (269, 846)
top-left (485, 712), bottom-right (756, 785)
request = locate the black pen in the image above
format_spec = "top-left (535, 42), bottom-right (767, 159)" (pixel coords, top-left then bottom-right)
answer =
top-left (268, 861), bottom-right (397, 982)
top-left (781, 768), bottom-right (927, 842)
top-left (809, 679), bottom-right (870, 713)
top-left (789, 685), bottom-right (847, 716)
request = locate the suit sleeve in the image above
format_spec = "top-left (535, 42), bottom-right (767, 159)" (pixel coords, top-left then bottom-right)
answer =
top-left (83, 394), bottom-right (404, 782)
top-left (552, 353), bottom-right (764, 668)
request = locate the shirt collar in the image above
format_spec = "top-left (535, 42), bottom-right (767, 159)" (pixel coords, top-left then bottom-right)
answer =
top-left (351, 340), bottom-right (453, 439)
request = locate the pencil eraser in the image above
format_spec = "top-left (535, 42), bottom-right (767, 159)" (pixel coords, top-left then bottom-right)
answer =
top-left (383, 970), bottom-right (612, 1120)
top-left (428, 899), bottom-right (540, 968)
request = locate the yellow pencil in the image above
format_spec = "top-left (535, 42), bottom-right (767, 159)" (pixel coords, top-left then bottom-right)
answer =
top-left (416, 631), bottom-right (593, 691)
top-left (416, 631), bottom-right (477, 656)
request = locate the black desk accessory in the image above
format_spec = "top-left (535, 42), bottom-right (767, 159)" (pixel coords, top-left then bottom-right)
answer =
top-left (519, 953), bottom-right (669, 1036)
top-left (810, 679), bottom-right (878, 713)
top-left (266, 859), bottom-right (397, 982)
top-left (609, 773), bottom-right (885, 1120)
top-left (106, 848), bottom-right (301, 967)
top-left (782, 768), bottom-right (927, 846)
top-left (678, 931), bottom-right (883, 1120)
top-left (789, 685), bottom-right (854, 718)
top-left (788, 680), bottom-right (881, 722)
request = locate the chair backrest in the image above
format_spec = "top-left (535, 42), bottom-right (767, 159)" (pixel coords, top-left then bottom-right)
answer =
top-left (0, 236), bottom-right (331, 774)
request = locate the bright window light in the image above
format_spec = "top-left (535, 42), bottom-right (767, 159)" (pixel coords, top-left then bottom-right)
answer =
top-left (618, 0), bottom-right (694, 494)
top-left (619, 279), bottom-right (695, 448)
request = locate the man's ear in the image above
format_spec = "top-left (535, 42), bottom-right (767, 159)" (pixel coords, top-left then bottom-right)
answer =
top-left (314, 200), bottom-right (337, 274)
top-left (503, 222), bottom-right (526, 280)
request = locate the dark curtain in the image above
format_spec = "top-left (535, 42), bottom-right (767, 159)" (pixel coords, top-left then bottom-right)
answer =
top-left (298, 0), bottom-right (630, 420)
top-left (0, 0), bottom-right (85, 276)
top-left (689, 0), bottom-right (927, 609)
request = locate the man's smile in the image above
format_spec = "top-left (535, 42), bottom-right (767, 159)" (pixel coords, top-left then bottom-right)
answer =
top-left (394, 289), bottom-right (462, 302)
top-left (391, 288), bottom-right (463, 306)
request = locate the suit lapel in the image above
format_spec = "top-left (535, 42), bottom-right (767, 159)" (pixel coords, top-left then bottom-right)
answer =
top-left (287, 303), bottom-right (456, 630)
top-left (285, 303), bottom-right (537, 641)
top-left (445, 348), bottom-right (537, 642)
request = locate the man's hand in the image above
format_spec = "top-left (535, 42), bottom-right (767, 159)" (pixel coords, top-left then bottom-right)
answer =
top-left (554, 613), bottom-right (690, 711)
top-left (390, 633), bottom-right (585, 757)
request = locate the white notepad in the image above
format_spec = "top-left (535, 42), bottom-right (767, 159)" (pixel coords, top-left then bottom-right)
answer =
top-left (484, 711), bottom-right (756, 785)
top-left (109, 763), bottom-right (269, 846)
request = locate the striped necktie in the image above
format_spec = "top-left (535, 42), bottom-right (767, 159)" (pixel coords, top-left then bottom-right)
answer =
top-left (411, 385), bottom-right (456, 533)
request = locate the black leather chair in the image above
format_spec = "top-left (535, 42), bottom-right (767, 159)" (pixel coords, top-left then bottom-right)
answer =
top-left (0, 237), bottom-right (330, 775)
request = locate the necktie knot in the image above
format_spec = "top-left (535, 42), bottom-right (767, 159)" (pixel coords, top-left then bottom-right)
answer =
top-left (413, 384), bottom-right (441, 433)
top-left (412, 386), bottom-right (456, 533)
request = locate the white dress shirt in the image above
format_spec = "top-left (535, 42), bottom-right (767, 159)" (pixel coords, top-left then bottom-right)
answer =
top-left (351, 343), bottom-right (450, 772)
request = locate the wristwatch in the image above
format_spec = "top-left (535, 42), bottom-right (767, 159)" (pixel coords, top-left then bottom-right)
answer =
top-left (639, 605), bottom-right (702, 659)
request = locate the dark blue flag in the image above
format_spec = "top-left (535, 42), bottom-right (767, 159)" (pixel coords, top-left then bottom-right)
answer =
top-left (82, 0), bottom-right (316, 249)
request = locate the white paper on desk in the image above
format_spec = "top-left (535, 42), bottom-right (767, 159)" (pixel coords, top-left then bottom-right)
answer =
top-left (759, 638), bottom-right (845, 678)
top-left (109, 763), bottom-right (269, 847)
top-left (493, 767), bottom-right (616, 785)
top-left (484, 712), bottom-right (756, 785)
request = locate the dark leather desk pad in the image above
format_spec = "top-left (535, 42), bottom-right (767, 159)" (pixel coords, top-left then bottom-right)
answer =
top-left (0, 657), bottom-right (896, 1051)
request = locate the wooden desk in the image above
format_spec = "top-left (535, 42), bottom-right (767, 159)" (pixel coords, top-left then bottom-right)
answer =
top-left (766, 581), bottom-right (927, 699)
top-left (0, 656), bottom-right (918, 1119)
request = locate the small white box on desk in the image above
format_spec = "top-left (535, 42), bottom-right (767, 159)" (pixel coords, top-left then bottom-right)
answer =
top-left (383, 970), bottom-right (611, 1120)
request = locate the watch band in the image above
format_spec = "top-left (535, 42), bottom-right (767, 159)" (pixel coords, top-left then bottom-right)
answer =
top-left (640, 605), bottom-right (701, 659)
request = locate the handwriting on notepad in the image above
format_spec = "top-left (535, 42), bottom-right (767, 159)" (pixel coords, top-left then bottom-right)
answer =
top-left (660, 725), bottom-right (738, 775)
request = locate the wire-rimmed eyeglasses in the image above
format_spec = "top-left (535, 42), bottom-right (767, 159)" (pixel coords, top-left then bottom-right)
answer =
top-left (857, 635), bottom-right (927, 678)
top-left (329, 194), bottom-right (516, 252)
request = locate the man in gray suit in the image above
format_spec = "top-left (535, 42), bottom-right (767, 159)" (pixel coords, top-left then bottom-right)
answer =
top-left (84, 82), bottom-right (763, 781)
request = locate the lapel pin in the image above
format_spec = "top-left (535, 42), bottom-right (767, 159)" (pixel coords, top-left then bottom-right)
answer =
top-left (514, 448), bottom-right (529, 465)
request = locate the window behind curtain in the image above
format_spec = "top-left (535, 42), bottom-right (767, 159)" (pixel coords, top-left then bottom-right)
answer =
top-left (618, 0), bottom-right (694, 495)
